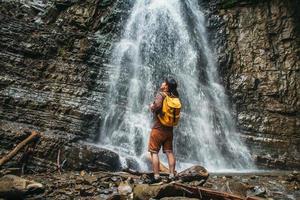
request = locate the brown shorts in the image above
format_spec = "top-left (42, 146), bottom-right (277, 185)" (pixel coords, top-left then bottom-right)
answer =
top-left (148, 128), bottom-right (173, 153)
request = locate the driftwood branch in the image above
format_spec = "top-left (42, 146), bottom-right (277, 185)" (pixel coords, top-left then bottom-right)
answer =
top-left (158, 161), bottom-right (169, 173)
top-left (173, 183), bottom-right (260, 200)
top-left (146, 153), bottom-right (171, 173)
top-left (0, 131), bottom-right (40, 167)
top-left (123, 154), bottom-right (171, 176)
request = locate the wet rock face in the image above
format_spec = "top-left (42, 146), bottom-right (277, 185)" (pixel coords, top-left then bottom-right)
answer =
top-left (0, 0), bottom-right (133, 170)
top-left (0, 0), bottom-right (131, 141)
top-left (206, 0), bottom-right (300, 169)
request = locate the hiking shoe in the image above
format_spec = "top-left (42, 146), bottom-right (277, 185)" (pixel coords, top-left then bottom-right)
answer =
top-left (161, 175), bottom-right (176, 183)
top-left (149, 176), bottom-right (163, 185)
top-left (167, 174), bottom-right (176, 183)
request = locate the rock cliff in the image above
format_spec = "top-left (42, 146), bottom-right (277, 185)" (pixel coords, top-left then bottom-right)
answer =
top-left (0, 0), bottom-right (299, 170)
top-left (206, 0), bottom-right (300, 169)
top-left (0, 0), bottom-right (131, 171)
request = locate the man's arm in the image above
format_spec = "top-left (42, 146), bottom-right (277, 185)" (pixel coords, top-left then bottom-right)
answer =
top-left (150, 93), bottom-right (164, 113)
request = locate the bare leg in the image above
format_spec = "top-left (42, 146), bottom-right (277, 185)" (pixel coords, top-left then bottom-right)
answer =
top-left (165, 151), bottom-right (176, 175)
top-left (150, 152), bottom-right (160, 177)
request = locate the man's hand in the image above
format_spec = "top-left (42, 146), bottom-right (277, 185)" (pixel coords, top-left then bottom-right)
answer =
top-left (150, 103), bottom-right (155, 112)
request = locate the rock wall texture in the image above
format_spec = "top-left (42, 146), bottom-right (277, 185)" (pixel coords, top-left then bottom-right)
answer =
top-left (0, 0), bottom-right (299, 170)
top-left (0, 0), bottom-right (131, 171)
top-left (0, 0), bottom-right (131, 140)
top-left (206, 0), bottom-right (300, 169)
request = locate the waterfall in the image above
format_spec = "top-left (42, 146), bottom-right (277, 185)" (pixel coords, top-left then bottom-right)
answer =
top-left (98, 0), bottom-right (254, 171)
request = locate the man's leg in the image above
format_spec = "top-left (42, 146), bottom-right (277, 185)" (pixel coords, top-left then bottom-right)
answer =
top-left (150, 152), bottom-right (160, 179)
top-left (165, 151), bottom-right (176, 175)
top-left (163, 132), bottom-right (175, 177)
top-left (148, 129), bottom-right (163, 182)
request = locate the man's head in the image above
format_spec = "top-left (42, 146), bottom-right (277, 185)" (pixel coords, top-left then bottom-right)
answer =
top-left (160, 81), bottom-right (169, 92)
top-left (160, 77), bottom-right (179, 97)
top-left (164, 77), bottom-right (178, 92)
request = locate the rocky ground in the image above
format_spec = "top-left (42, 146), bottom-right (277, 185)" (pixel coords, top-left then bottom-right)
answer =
top-left (207, 171), bottom-right (300, 200)
top-left (0, 168), bottom-right (299, 200)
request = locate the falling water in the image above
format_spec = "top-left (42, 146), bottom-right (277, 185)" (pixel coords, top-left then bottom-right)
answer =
top-left (98, 0), bottom-right (254, 171)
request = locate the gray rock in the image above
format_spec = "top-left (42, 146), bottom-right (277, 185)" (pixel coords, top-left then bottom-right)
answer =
top-left (0, 175), bottom-right (44, 199)
top-left (177, 165), bottom-right (209, 183)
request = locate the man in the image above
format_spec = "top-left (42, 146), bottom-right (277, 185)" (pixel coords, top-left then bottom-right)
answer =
top-left (148, 77), bottom-right (180, 183)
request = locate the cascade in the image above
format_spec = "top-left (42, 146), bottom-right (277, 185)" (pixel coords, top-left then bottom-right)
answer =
top-left (98, 0), bottom-right (254, 171)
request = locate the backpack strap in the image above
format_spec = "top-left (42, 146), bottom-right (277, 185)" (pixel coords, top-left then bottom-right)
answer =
top-left (160, 91), bottom-right (171, 98)
top-left (159, 92), bottom-right (167, 98)
top-left (156, 92), bottom-right (166, 116)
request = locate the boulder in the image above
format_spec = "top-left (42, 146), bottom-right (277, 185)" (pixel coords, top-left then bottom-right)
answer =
top-left (118, 181), bottom-right (133, 195)
top-left (177, 165), bottom-right (209, 183)
top-left (133, 183), bottom-right (194, 200)
top-left (64, 142), bottom-right (121, 171)
top-left (0, 175), bottom-right (44, 199)
top-left (0, 125), bottom-right (121, 172)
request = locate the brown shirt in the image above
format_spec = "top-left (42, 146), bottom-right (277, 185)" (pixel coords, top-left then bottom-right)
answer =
top-left (150, 91), bottom-right (173, 132)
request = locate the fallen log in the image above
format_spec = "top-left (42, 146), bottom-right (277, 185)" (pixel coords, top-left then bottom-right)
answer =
top-left (173, 183), bottom-right (261, 200)
top-left (0, 131), bottom-right (40, 167)
top-left (134, 182), bottom-right (260, 200)
top-left (18, 137), bottom-right (39, 175)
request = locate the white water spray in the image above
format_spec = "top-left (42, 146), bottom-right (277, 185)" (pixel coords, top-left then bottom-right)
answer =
top-left (98, 0), bottom-right (254, 171)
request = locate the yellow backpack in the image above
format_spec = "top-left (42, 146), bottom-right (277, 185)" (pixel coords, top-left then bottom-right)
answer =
top-left (157, 92), bottom-right (182, 127)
